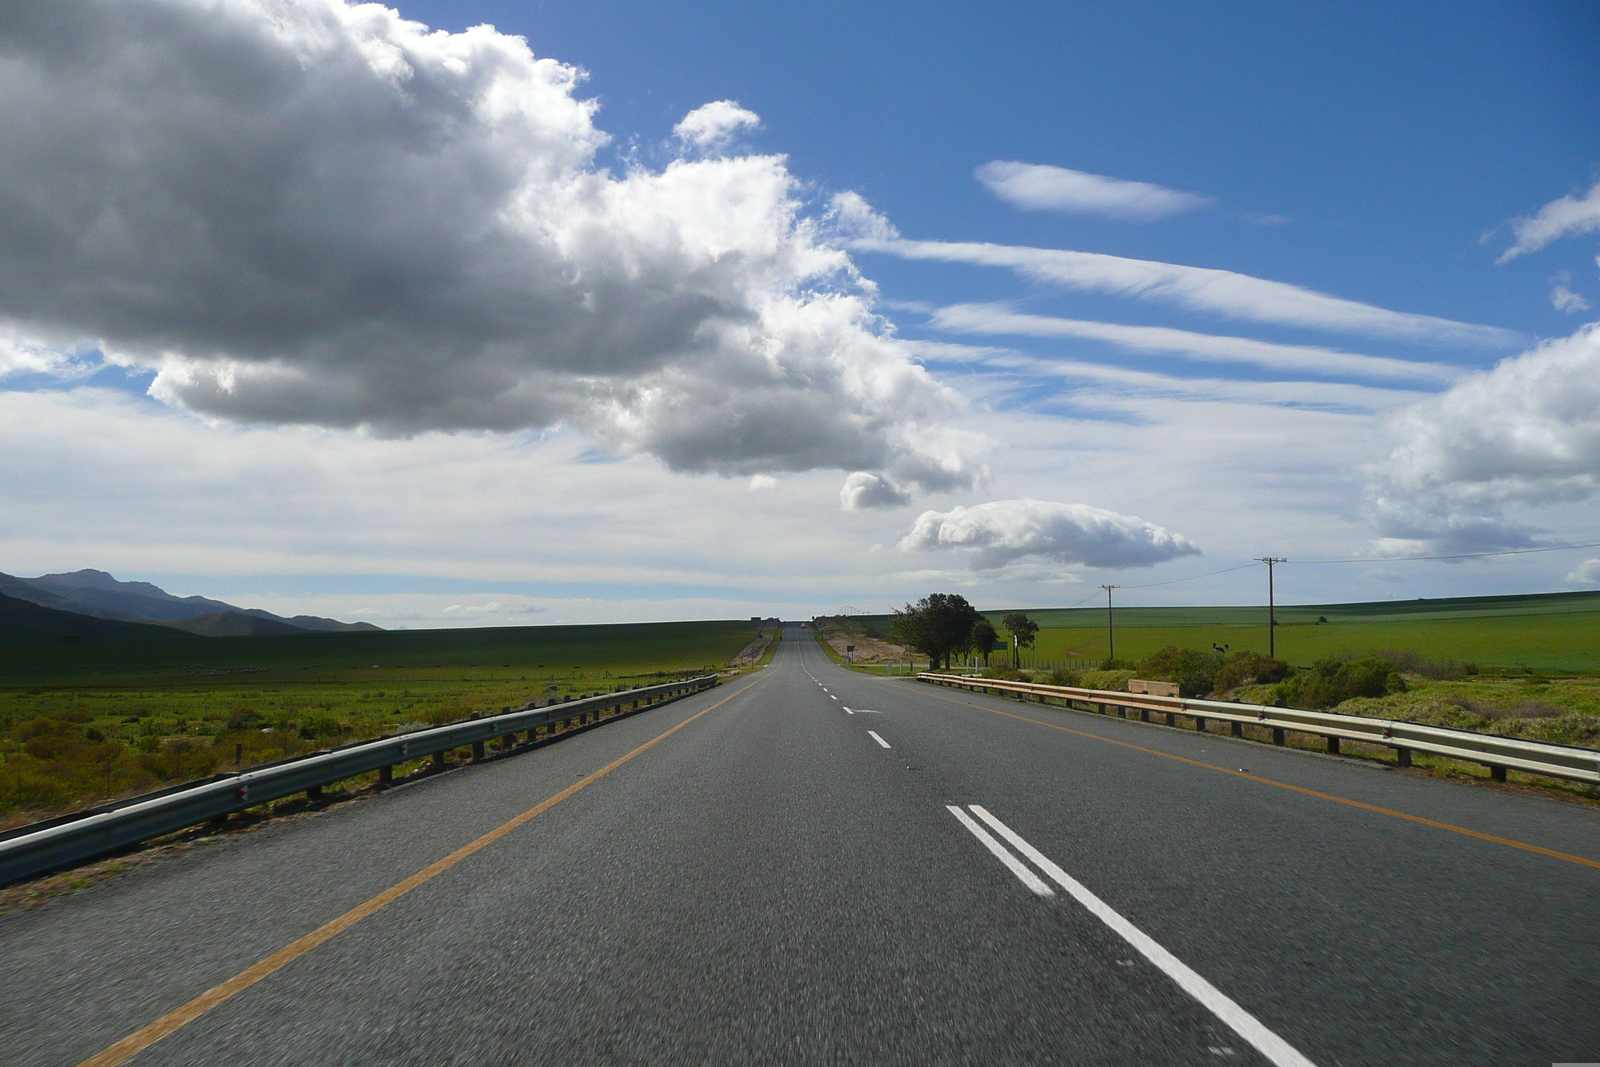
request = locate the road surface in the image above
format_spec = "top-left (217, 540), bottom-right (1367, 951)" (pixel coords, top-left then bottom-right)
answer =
top-left (2, 623), bottom-right (1597, 1065)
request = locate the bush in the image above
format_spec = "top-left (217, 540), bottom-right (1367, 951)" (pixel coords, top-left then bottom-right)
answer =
top-left (1139, 646), bottom-right (1222, 697)
top-left (1079, 669), bottom-right (1136, 692)
top-left (981, 665), bottom-right (1025, 681)
top-left (1276, 658), bottom-right (1406, 710)
top-left (1040, 668), bottom-right (1081, 687)
top-left (1213, 651), bottom-right (1290, 694)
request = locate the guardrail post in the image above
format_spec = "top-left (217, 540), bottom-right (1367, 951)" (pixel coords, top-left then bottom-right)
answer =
top-left (1490, 766), bottom-right (1507, 782)
top-left (1230, 722), bottom-right (1243, 737)
top-left (1139, 708), bottom-right (1150, 723)
top-left (1166, 712), bottom-right (1177, 727)
top-left (1272, 728), bottom-right (1285, 746)
top-left (378, 765), bottom-right (392, 787)
top-left (1396, 748), bottom-right (1411, 768)
top-left (432, 749), bottom-right (447, 770)
top-left (1326, 736), bottom-right (1340, 755)
top-left (471, 740), bottom-right (486, 761)
top-left (306, 784), bottom-right (322, 803)
top-left (1194, 715), bottom-right (1207, 734)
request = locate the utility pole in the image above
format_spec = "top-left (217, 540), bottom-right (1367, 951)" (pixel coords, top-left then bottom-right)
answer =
top-left (1100, 584), bottom-right (1120, 663)
top-left (1254, 558), bottom-right (1286, 658)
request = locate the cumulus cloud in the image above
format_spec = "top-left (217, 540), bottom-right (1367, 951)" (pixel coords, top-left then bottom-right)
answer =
top-left (672, 100), bottom-right (760, 149)
top-left (1366, 324), bottom-right (1600, 549)
top-left (976, 161), bottom-right (1212, 222)
top-left (1567, 559), bottom-right (1600, 584)
top-left (825, 191), bottom-right (900, 243)
top-left (1498, 181), bottom-right (1600, 262)
top-left (897, 499), bottom-right (1200, 569)
top-left (0, 0), bottom-right (980, 500)
top-left (853, 239), bottom-right (1515, 347)
top-left (840, 471), bottom-right (911, 510)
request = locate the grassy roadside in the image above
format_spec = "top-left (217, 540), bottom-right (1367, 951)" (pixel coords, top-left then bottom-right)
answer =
top-left (0, 619), bottom-right (761, 827)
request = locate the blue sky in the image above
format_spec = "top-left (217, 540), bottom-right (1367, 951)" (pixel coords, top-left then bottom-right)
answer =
top-left (0, 0), bottom-right (1597, 626)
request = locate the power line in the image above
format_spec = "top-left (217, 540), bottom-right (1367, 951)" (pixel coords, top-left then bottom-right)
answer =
top-left (1121, 562), bottom-right (1261, 589)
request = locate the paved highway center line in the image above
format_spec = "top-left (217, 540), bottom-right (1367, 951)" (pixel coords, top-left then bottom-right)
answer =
top-left (72, 673), bottom-right (771, 1067)
top-left (946, 805), bottom-right (1053, 896)
top-left (914, 686), bottom-right (1600, 871)
top-left (967, 805), bottom-right (1319, 1067)
top-left (868, 730), bottom-right (892, 749)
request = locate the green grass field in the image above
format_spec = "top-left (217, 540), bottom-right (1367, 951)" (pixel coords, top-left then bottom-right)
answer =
top-left (839, 591), bottom-right (1600, 672)
top-left (0, 619), bottom-right (767, 824)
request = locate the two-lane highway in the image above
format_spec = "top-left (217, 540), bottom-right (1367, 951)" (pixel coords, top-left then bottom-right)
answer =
top-left (2, 624), bottom-right (1596, 1065)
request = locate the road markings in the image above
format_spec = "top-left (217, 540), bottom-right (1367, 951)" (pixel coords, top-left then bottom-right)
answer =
top-left (830, 695), bottom-right (838, 701)
top-left (946, 805), bottom-right (1054, 896)
top-left (72, 674), bottom-right (771, 1067)
top-left (868, 730), bottom-right (892, 749)
top-left (844, 707), bottom-right (854, 715)
top-left (956, 805), bottom-right (1319, 1067)
top-left (914, 688), bottom-right (1600, 871)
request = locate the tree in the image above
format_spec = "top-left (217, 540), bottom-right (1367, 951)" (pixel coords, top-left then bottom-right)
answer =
top-left (1001, 612), bottom-right (1039, 668)
top-left (970, 617), bottom-right (999, 667)
top-left (891, 593), bottom-right (981, 670)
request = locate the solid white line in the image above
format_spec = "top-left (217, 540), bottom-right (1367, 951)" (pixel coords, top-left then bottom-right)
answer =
top-left (867, 730), bottom-right (891, 749)
top-left (967, 805), bottom-right (1319, 1067)
top-left (946, 805), bottom-right (1054, 897)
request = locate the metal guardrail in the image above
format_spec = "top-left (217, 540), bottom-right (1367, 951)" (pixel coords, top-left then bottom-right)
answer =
top-left (0, 675), bottom-right (718, 887)
top-left (918, 673), bottom-right (1600, 786)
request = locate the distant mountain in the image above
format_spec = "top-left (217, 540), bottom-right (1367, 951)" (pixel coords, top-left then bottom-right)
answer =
top-left (166, 611), bottom-right (311, 637)
top-left (0, 591), bottom-right (197, 648)
top-left (0, 569), bottom-right (380, 634)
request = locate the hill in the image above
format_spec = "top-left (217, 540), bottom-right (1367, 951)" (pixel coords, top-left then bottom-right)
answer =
top-left (0, 592), bottom-right (199, 648)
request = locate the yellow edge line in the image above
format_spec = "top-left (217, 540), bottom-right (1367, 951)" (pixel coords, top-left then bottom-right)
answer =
top-left (916, 684), bottom-right (1600, 872)
top-left (76, 675), bottom-right (768, 1067)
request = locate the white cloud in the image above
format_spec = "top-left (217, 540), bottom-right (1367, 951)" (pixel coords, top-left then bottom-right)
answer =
top-left (672, 100), bottom-right (760, 149)
top-left (0, 0), bottom-right (979, 501)
top-left (852, 239), bottom-right (1515, 347)
top-left (1366, 324), bottom-right (1600, 549)
top-left (976, 161), bottom-right (1212, 222)
top-left (840, 471), bottom-right (911, 510)
top-left (1550, 276), bottom-right (1590, 313)
top-left (928, 303), bottom-right (1462, 384)
top-left (1498, 181), bottom-right (1600, 262)
top-left (897, 499), bottom-right (1200, 569)
top-left (748, 474), bottom-right (777, 490)
top-left (1567, 559), bottom-right (1600, 584)
top-left (825, 191), bottom-right (900, 242)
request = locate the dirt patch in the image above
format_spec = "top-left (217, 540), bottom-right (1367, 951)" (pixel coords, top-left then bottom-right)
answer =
top-left (824, 632), bottom-right (910, 663)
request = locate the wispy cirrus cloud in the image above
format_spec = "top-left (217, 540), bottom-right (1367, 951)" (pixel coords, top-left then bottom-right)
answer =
top-left (976, 161), bottom-right (1212, 222)
top-left (851, 237), bottom-right (1518, 347)
top-left (1497, 180), bottom-right (1600, 262)
top-left (928, 303), bottom-right (1462, 384)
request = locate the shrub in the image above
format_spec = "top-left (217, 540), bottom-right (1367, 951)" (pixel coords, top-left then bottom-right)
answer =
top-left (1079, 669), bottom-right (1136, 692)
top-left (981, 665), bottom-right (1025, 681)
top-left (1139, 646), bottom-right (1222, 697)
top-left (1276, 658), bottom-right (1406, 710)
top-left (1040, 668), bottom-right (1081, 687)
top-left (1213, 651), bottom-right (1290, 693)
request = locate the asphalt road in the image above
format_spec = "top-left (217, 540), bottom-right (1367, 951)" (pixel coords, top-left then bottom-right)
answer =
top-left (2, 624), bottom-right (1597, 1066)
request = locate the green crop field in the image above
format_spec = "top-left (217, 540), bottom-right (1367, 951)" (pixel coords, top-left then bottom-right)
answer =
top-left (0, 619), bottom-right (769, 825)
top-left (835, 591), bottom-right (1600, 673)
